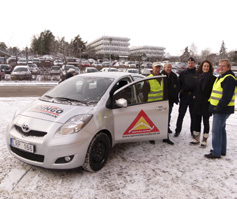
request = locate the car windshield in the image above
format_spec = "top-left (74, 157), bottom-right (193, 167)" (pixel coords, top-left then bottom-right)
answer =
top-left (65, 66), bottom-right (75, 70)
top-left (41, 76), bottom-right (114, 106)
top-left (1, 65), bottom-right (9, 69)
top-left (108, 69), bottom-right (118, 72)
top-left (88, 69), bottom-right (98, 72)
top-left (52, 66), bottom-right (60, 70)
top-left (14, 68), bottom-right (28, 72)
top-left (29, 64), bottom-right (36, 68)
top-left (128, 70), bottom-right (138, 73)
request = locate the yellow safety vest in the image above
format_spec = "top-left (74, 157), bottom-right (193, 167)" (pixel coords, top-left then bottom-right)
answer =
top-left (235, 77), bottom-right (237, 94)
top-left (210, 74), bottom-right (235, 106)
top-left (147, 74), bottom-right (163, 102)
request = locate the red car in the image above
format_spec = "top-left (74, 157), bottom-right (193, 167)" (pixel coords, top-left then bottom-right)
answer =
top-left (80, 61), bottom-right (90, 67)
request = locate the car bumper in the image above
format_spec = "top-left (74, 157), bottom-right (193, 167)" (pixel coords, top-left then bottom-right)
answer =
top-left (6, 122), bottom-right (92, 169)
top-left (11, 75), bottom-right (32, 80)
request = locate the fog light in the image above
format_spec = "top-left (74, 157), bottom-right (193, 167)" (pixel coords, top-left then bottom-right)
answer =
top-left (64, 156), bottom-right (71, 162)
top-left (55, 155), bottom-right (74, 164)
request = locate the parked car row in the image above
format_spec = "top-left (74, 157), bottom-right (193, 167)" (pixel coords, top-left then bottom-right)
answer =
top-left (0, 64), bottom-right (41, 80)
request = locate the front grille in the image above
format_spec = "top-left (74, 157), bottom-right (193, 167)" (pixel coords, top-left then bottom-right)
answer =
top-left (10, 146), bottom-right (44, 162)
top-left (15, 125), bottom-right (47, 137)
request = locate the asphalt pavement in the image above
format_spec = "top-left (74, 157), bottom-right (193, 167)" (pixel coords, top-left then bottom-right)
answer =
top-left (0, 85), bottom-right (54, 97)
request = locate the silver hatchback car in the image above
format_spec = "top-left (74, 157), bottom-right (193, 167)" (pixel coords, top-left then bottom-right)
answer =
top-left (6, 72), bottom-right (168, 172)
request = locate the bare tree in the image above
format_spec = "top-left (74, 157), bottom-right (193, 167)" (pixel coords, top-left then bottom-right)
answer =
top-left (200, 48), bottom-right (211, 60)
top-left (189, 43), bottom-right (198, 59)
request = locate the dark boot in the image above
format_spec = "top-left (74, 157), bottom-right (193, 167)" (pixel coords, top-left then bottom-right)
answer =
top-left (149, 140), bottom-right (155, 145)
top-left (163, 138), bottom-right (174, 145)
top-left (174, 131), bottom-right (180, 137)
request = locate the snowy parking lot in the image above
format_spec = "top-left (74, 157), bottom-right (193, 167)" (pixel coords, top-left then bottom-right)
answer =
top-left (0, 97), bottom-right (236, 199)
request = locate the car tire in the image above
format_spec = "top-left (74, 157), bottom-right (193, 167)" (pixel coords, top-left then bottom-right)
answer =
top-left (83, 132), bottom-right (110, 172)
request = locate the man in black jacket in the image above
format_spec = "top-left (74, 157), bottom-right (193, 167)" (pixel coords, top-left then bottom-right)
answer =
top-left (174, 57), bottom-right (198, 137)
top-left (161, 62), bottom-right (179, 134)
top-left (205, 59), bottom-right (235, 159)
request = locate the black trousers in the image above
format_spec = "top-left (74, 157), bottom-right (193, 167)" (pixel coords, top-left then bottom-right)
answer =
top-left (175, 97), bottom-right (195, 134)
top-left (194, 115), bottom-right (210, 134)
top-left (168, 100), bottom-right (174, 128)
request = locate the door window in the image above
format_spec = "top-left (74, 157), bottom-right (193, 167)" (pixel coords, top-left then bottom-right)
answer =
top-left (113, 76), bottom-right (167, 108)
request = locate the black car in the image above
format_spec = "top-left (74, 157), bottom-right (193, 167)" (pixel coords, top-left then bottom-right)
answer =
top-left (0, 64), bottom-right (12, 74)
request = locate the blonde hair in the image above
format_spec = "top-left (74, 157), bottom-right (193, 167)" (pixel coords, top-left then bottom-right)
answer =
top-left (219, 59), bottom-right (231, 68)
top-left (164, 62), bottom-right (172, 69)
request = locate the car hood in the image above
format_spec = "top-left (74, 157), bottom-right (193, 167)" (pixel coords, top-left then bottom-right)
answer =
top-left (19, 100), bottom-right (95, 123)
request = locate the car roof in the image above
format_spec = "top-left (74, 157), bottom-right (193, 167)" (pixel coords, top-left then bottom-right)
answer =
top-left (78, 72), bottom-right (144, 80)
top-left (14, 65), bottom-right (30, 69)
top-left (86, 67), bottom-right (96, 69)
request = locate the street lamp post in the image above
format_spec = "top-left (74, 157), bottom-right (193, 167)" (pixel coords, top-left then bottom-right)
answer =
top-left (79, 47), bottom-right (82, 67)
top-left (26, 47), bottom-right (28, 65)
top-left (109, 38), bottom-right (113, 68)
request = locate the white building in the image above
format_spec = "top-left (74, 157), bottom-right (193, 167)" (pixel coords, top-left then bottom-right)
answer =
top-left (130, 46), bottom-right (165, 59)
top-left (86, 36), bottom-right (130, 58)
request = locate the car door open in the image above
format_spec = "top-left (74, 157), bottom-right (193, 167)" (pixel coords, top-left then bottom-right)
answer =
top-left (112, 76), bottom-right (169, 143)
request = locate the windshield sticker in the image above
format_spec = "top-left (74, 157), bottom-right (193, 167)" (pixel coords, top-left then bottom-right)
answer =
top-left (123, 110), bottom-right (159, 138)
top-left (28, 105), bottom-right (64, 118)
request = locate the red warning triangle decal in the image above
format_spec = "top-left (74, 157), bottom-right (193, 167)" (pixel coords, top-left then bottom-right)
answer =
top-left (123, 110), bottom-right (159, 135)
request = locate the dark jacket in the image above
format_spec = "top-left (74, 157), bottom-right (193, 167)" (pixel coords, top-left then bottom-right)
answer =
top-left (193, 73), bottom-right (216, 116)
top-left (209, 70), bottom-right (235, 114)
top-left (59, 72), bottom-right (75, 83)
top-left (179, 68), bottom-right (198, 101)
top-left (161, 70), bottom-right (179, 104)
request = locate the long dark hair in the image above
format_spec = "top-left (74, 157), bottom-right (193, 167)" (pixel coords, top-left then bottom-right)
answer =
top-left (197, 60), bottom-right (213, 74)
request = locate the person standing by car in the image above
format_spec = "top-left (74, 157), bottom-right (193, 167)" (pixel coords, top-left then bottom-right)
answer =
top-left (59, 68), bottom-right (77, 83)
top-left (174, 57), bottom-right (198, 137)
top-left (143, 62), bottom-right (173, 145)
top-left (204, 59), bottom-right (235, 159)
top-left (161, 62), bottom-right (179, 134)
top-left (190, 60), bottom-right (216, 147)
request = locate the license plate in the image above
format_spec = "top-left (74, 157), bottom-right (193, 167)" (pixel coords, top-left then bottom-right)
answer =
top-left (10, 138), bottom-right (35, 153)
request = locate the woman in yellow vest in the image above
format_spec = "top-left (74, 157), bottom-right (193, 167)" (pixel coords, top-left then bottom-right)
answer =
top-left (204, 59), bottom-right (235, 159)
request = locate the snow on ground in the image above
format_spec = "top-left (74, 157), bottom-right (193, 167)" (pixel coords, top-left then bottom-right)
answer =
top-left (0, 97), bottom-right (236, 199)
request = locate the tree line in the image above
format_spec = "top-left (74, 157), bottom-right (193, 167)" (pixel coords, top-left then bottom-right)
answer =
top-left (178, 41), bottom-right (237, 64)
top-left (0, 30), bottom-right (87, 59)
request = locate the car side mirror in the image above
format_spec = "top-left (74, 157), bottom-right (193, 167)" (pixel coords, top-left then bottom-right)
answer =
top-left (115, 98), bottom-right (127, 108)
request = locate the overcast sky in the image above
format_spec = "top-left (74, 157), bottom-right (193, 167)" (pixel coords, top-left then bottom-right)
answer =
top-left (1, 0), bottom-right (237, 56)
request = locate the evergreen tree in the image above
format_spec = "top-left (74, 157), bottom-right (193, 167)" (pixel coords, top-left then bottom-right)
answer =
top-left (219, 40), bottom-right (228, 59)
top-left (70, 35), bottom-right (86, 58)
top-left (180, 46), bottom-right (190, 62)
top-left (30, 30), bottom-right (55, 55)
top-left (0, 42), bottom-right (7, 49)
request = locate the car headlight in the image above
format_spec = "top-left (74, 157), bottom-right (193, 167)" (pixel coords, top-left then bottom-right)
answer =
top-left (57, 114), bottom-right (93, 136)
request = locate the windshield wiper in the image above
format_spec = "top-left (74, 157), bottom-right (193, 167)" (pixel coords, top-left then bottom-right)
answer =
top-left (54, 97), bottom-right (87, 105)
top-left (86, 100), bottom-right (99, 105)
top-left (40, 95), bottom-right (54, 102)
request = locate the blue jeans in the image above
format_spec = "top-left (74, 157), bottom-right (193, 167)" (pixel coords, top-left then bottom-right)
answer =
top-left (211, 113), bottom-right (230, 156)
